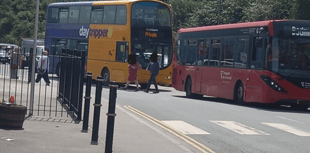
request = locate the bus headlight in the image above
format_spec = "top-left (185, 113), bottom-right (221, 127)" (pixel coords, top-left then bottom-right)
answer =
top-left (260, 75), bottom-right (287, 93)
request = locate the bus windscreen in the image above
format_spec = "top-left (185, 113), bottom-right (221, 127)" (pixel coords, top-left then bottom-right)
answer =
top-left (131, 2), bottom-right (170, 26)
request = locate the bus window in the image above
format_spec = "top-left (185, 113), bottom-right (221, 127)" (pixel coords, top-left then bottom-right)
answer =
top-left (203, 40), bottom-right (209, 66)
top-left (251, 37), bottom-right (263, 69)
top-left (116, 42), bottom-right (127, 62)
top-left (48, 7), bottom-right (58, 23)
top-left (185, 40), bottom-right (197, 65)
top-left (222, 38), bottom-right (235, 67)
top-left (103, 6), bottom-right (116, 24)
top-left (115, 6), bottom-right (127, 25)
top-left (197, 40), bottom-right (204, 66)
top-left (56, 39), bottom-right (67, 55)
top-left (79, 6), bottom-right (91, 24)
top-left (59, 8), bottom-right (69, 23)
top-left (131, 2), bottom-right (170, 26)
top-left (235, 37), bottom-right (249, 68)
top-left (77, 41), bottom-right (88, 51)
top-left (91, 7), bottom-right (103, 24)
top-left (67, 39), bottom-right (78, 50)
top-left (210, 39), bottom-right (221, 66)
top-left (68, 6), bottom-right (80, 23)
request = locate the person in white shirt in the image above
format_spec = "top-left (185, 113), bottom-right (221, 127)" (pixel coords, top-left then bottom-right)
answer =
top-left (35, 50), bottom-right (50, 86)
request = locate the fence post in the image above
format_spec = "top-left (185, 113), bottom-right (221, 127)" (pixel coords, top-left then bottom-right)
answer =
top-left (91, 76), bottom-right (103, 145)
top-left (82, 72), bottom-right (92, 133)
top-left (105, 81), bottom-right (118, 153)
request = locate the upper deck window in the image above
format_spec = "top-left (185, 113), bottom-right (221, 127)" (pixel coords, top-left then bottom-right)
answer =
top-left (59, 8), bottom-right (69, 23)
top-left (68, 6), bottom-right (80, 23)
top-left (103, 6), bottom-right (116, 24)
top-left (115, 6), bottom-right (127, 24)
top-left (131, 2), bottom-right (170, 26)
top-left (47, 7), bottom-right (58, 23)
top-left (79, 6), bottom-right (91, 23)
top-left (91, 7), bottom-right (103, 23)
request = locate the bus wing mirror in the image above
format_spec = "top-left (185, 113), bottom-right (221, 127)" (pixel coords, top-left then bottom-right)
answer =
top-left (255, 39), bottom-right (262, 48)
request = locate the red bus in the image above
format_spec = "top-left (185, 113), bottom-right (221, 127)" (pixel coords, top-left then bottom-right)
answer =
top-left (172, 20), bottom-right (310, 110)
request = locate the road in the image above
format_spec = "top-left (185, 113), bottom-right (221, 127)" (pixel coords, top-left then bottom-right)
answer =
top-left (96, 84), bottom-right (310, 153)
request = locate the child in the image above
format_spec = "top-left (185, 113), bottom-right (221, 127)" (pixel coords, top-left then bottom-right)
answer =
top-left (144, 53), bottom-right (159, 93)
top-left (124, 54), bottom-right (140, 91)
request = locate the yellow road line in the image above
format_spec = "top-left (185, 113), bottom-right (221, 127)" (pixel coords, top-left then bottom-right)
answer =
top-left (124, 106), bottom-right (215, 153)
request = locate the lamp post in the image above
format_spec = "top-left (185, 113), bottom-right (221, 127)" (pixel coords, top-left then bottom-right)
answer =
top-left (29, 0), bottom-right (39, 116)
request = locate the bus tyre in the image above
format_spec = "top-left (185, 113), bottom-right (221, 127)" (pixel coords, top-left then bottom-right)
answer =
top-left (234, 82), bottom-right (244, 105)
top-left (101, 68), bottom-right (110, 86)
top-left (185, 77), bottom-right (203, 98)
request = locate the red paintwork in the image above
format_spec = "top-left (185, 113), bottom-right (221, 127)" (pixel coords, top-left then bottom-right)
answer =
top-left (172, 62), bottom-right (310, 103)
top-left (173, 20), bottom-right (310, 103)
top-left (178, 20), bottom-right (286, 35)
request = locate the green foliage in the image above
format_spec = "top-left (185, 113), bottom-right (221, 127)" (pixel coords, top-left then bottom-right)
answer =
top-left (1, 0), bottom-right (310, 46)
top-left (290, 0), bottom-right (310, 20)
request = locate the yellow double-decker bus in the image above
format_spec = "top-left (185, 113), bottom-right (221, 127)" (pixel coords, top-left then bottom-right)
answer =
top-left (45, 0), bottom-right (173, 87)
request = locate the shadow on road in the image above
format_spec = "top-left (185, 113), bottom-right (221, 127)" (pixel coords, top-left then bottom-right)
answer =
top-left (172, 95), bottom-right (310, 114)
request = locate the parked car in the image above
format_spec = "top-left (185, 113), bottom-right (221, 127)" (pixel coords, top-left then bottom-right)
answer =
top-left (0, 49), bottom-right (10, 64)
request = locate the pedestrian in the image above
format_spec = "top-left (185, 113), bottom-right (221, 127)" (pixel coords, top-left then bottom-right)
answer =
top-left (10, 47), bottom-right (20, 79)
top-left (35, 50), bottom-right (50, 86)
top-left (144, 53), bottom-right (159, 93)
top-left (123, 54), bottom-right (141, 91)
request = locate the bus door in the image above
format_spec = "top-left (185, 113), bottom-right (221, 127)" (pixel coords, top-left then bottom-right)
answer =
top-left (194, 39), bottom-right (205, 92)
top-left (207, 38), bottom-right (222, 96)
top-left (246, 36), bottom-right (264, 102)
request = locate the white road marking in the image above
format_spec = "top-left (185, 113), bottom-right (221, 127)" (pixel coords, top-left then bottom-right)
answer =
top-left (162, 120), bottom-right (210, 135)
top-left (211, 121), bottom-right (269, 135)
top-left (276, 116), bottom-right (305, 124)
top-left (262, 122), bottom-right (310, 136)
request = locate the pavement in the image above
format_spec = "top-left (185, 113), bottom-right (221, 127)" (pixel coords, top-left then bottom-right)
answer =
top-left (0, 89), bottom-right (191, 153)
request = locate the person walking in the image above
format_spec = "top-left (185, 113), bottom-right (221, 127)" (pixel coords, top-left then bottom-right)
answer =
top-left (10, 47), bottom-right (20, 79)
top-left (123, 54), bottom-right (140, 91)
top-left (35, 50), bottom-right (50, 86)
top-left (144, 53), bottom-right (159, 93)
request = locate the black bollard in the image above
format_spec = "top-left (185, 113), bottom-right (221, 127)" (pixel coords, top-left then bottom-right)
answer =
top-left (105, 81), bottom-right (118, 153)
top-left (91, 76), bottom-right (103, 145)
top-left (82, 72), bottom-right (93, 133)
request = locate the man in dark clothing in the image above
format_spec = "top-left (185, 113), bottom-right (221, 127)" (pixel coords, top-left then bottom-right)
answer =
top-left (144, 53), bottom-right (160, 93)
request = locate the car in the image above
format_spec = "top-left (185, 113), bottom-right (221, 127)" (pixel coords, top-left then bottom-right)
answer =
top-left (0, 49), bottom-right (10, 64)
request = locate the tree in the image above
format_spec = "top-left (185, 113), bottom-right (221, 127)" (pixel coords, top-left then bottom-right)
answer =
top-left (241, 0), bottom-right (291, 22)
top-left (290, 0), bottom-right (310, 20)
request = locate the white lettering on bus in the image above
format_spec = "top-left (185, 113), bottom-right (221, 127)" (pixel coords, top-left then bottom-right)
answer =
top-left (220, 71), bottom-right (232, 80)
top-left (79, 26), bottom-right (90, 38)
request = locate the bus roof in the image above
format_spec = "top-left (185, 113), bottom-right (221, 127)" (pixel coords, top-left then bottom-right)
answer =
top-left (49, 1), bottom-right (94, 7)
top-left (178, 20), bottom-right (289, 33)
top-left (49, 0), bottom-right (165, 7)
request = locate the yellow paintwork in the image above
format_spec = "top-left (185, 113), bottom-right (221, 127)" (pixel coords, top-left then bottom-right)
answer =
top-left (87, 0), bottom-right (173, 86)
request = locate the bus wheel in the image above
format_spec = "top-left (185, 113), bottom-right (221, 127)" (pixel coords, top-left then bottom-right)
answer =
top-left (234, 82), bottom-right (244, 105)
top-left (185, 78), bottom-right (194, 98)
top-left (291, 104), bottom-right (309, 111)
top-left (101, 68), bottom-right (110, 86)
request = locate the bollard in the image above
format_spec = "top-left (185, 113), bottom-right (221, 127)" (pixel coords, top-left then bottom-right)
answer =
top-left (105, 81), bottom-right (118, 153)
top-left (91, 76), bottom-right (103, 145)
top-left (82, 72), bottom-right (93, 133)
